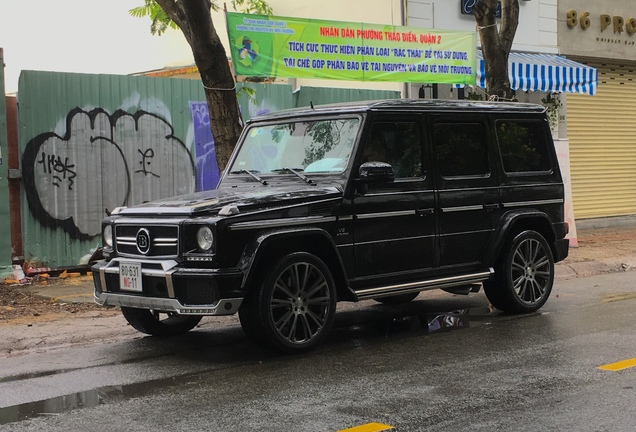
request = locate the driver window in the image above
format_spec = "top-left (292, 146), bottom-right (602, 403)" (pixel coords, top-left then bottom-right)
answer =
top-left (363, 122), bottom-right (423, 178)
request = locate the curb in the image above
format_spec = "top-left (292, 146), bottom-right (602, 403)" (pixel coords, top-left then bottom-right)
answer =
top-left (555, 258), bottom-right (636, 281)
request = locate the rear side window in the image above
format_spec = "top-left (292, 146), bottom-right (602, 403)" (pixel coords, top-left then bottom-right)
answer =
top-left (496, 120), bottom-right (552, 173)
top-left (433, 122), bottom-right (489, 178)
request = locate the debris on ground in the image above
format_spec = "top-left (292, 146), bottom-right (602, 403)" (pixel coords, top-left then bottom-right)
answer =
top-left (0, 275), bottom-right (105, 324)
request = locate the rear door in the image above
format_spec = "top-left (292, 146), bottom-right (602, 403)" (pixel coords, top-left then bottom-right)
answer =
top-left (494, 115), bottom-right (565, 230)
top-left (430, 113), bottom-right (500, 270)
top-left (351, 115), bottom-right (436, 283)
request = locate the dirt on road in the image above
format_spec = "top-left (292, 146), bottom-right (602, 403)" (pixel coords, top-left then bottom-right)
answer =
top-left (0, 278), bottom-right (106, 325)
top-left (0, 276), bottom-right (130, 358)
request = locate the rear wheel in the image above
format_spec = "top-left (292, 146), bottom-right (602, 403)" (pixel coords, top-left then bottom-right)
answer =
top-left (374, 292), bottom-right (419, 305)
top-left (484, 230), bottom-right (554, 313)
top-left (239, 252), bottom-right (337, 353)
top-left (121, 307), bottom-right (202, 336)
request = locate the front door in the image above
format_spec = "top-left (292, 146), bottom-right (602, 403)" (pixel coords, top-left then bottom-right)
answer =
top-left (352, 116), bottom-right (436, 284)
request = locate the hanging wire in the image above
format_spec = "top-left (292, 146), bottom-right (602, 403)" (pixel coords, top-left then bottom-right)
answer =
top-left (486, 93), bottom-right (518, 102)
top-left (202, 82), bottom-right (237, 91)
top-left (477, 23), bottom-right (498, 31)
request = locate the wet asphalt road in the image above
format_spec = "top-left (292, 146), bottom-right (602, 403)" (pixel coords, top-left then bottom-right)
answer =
top-left (1, 271), bottom-right (635, 431)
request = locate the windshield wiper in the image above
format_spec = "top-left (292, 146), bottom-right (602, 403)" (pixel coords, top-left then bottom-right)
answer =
top-left (229, 169), bottom-right (268, 185)
top-left (271, 167), bottom-right (316, 185)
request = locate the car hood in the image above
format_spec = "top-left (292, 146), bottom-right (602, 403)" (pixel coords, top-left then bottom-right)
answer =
top-left (116, 185), bottom-right (344, 217)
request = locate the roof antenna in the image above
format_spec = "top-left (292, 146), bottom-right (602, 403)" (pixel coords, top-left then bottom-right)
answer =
top-left (310, 100), bottom-right (314, 110)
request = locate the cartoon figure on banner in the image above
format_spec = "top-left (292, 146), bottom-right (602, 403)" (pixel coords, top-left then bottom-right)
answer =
top-left (236, 36), bottom-right (260, 67)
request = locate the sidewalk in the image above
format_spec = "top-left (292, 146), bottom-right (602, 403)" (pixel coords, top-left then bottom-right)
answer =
top-left (11, 218), bottom-right (636, 305)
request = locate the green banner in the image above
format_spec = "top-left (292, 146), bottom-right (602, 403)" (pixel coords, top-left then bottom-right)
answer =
top-left (226, 12), bottom-right (476, 85)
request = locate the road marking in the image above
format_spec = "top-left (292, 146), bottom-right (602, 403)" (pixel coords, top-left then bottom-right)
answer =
top-left (598, 358), bottom-right (636, 371)
top-left (601, 293), bottom-right (636, 303)
top-left (337, 423), bottom-right (395, 432)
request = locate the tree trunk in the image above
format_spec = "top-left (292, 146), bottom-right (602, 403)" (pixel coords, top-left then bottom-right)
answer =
top-left (474, 0), bottom-right (519, 100)
top-left (156, 0), bottom-right (242, 173)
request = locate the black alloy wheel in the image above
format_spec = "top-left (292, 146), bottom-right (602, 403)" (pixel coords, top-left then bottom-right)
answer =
top-left (484, 230), bottom-right (554, 313)
top-left (239, 252), bottom-right (337, 353)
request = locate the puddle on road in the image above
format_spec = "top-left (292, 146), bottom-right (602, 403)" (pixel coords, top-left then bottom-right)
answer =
top-left (0, 370), bottom-right (68, 385)
top-left (0, 388), bottom-right (107, 425)
top-left (0, 376), bottom-right (186, 425)
top-left (0, 306), bottom-right (496, 425)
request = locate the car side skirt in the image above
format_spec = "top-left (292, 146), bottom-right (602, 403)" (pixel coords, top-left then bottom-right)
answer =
top-left (354, 269), bottom-right (494, 300)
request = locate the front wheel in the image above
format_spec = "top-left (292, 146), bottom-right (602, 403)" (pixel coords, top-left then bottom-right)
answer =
top-left (121, 307), bottom-right (202, 336)
top-left (484, 230), bottom-right (554, 314)
top-left (239, 252), bottom-right (337, 353)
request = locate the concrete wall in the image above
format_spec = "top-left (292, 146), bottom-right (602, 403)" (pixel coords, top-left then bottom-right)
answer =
top-left (407, 0), bottom-right (558, 54)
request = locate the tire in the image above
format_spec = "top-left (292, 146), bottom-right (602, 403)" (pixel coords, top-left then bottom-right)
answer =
top-left (484, 230), bottom-right (554, 314)
top-left (239, 252), bottom-right (337, 353)
top-left (374, 292), bottom-right (419, 305)
top-left (238, 298), bottom-right (260, 344)
top-left (121, 307), bottom-right (202, 336)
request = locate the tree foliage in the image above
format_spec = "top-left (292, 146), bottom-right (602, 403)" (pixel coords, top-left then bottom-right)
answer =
top-left (129, 0), bottom-right (272, 36)
top-left (130, 0), bottom-right (273, 173)
top-left (473, 0), bottom-right (519, 100)
top-left (129, 1), bottom-right (179, 35)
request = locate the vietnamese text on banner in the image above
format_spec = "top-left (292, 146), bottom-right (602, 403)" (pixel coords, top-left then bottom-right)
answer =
top-left (226, 12), bottom-right (476, 85)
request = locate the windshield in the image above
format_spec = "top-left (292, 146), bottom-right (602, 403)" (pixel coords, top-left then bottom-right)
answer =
top-left (230, 118), bottom-right (360, 175)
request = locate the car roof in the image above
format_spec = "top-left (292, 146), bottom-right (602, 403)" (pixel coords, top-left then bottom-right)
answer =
top-left (246, 98), bottom-right (546, 123)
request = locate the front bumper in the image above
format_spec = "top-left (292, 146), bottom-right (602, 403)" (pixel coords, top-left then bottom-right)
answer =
top-left (92, 258), bottom-right (244, 316)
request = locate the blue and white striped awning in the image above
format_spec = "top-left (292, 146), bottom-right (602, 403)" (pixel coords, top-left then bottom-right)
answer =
top-left (473, 50), bottom-right (597, 96)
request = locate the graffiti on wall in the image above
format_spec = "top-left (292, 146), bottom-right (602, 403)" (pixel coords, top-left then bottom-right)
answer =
top-left (189, 101), bottom-right (220, 191)
top-left (22, 108), bottom-right (195, 240)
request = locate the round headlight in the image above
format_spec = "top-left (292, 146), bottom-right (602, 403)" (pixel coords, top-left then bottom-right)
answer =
top-left (103, 225), bottom-right (113, 247)
top-left (196, 226), bottom-right (214, 252)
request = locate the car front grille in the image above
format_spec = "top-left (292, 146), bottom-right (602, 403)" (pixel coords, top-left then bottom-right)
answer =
top-left (103, 272), bottom-right (219, 306)
top-left (173, 277), bottom-right (219, 306)
top-left (115, 224), bottom-right (179, 258)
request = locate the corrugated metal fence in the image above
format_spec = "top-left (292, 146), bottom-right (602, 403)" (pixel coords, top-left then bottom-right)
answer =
top-left (17, 71), bottom-right (399, 267)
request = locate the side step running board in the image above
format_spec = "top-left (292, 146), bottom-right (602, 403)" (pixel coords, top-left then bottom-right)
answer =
top-left (442, 283), bottom-right (482, 296)
top-left (354, 269), bottom-right (493, 301)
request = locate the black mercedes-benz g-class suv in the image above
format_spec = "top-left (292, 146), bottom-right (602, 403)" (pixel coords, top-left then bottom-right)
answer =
top-left (93, 99), bottom-right (569, 353)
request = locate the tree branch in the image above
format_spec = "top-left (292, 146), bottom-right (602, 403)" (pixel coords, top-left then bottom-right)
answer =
top-left (499, 0), bottom-right (519, 55)
top-left (474, 0), bottom-right (514, 99)
top-left (155, 0), bottom-right (190, 39)
top-left (178, 0), bottom-right (228, 82)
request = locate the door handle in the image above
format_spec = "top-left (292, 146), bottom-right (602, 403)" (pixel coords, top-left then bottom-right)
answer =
top-left (416, 208), bottom-right (435, 216)
top-left (483, 203), bottom-right (500, 210)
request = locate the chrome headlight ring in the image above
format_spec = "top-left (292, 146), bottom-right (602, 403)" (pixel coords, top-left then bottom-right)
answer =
top-left (103, 225), bottom-right (113, 248)
top-left (196, 226), bottom-right (215, 252)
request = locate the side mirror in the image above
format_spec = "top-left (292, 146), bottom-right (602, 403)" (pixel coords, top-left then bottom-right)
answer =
top-left (358, 161), bottom-right (395, 183)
